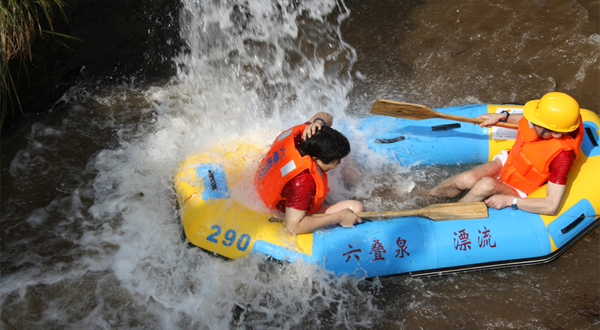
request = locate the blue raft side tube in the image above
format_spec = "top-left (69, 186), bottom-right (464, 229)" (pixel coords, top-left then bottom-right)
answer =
top-left (307, 208), bottom-right (551, 278)
top-left (357, 104), bottom-right (493, 166)
top-left (251, 202), bottom-right (598, 278)
top-left (309, 202), bottom-right (597, 278)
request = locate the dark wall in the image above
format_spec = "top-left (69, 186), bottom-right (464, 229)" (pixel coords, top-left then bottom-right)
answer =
top-left (7, 0), bottom-right (184, 121)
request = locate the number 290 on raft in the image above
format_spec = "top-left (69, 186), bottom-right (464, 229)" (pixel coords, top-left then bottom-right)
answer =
top-left (206, 225), bottom-right (251, 252)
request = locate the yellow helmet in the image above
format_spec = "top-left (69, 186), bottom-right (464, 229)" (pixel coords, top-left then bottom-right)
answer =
top-left (523, 92), bottom-right (580, 132)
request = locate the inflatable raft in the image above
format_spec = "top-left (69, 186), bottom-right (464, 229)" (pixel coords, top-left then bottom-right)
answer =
top-left (173, 104), bottom-right (600, 278)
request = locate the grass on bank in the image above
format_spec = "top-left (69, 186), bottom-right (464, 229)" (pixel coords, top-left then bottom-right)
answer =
top-left (1, 0), bottom-right (72, 130)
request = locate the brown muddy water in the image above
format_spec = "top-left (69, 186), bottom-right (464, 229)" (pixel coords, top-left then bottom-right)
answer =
top-left (1, 0), bottom-right (598, 329)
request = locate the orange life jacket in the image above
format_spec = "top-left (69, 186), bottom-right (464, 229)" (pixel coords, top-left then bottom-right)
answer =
top-left (255, 124), bottom-right (329, 214)
top-left (499, 116), bottom-right (584, 194)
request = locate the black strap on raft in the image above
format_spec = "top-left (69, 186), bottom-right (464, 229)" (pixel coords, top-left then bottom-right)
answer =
top-left (586, 127), bottom-right (598, 147)
top-left (375, 136), bottom-right (405, 144)
top-left (432, 123), bottom-right (461, 131)
top-left (207, 170), bottom-right (218, 191)
top-left (561, 214), bottom-right (586, 234)
top-left (375, 122), bottom-right (463, 143)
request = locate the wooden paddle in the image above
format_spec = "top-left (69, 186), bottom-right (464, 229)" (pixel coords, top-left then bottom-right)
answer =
top-left (370, 99), bottom-right (519, 129)
top-left (269, 202), bottom-right (488, 222)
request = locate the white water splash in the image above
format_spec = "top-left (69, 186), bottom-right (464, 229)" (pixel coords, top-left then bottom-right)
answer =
top-left (64, 0), bottom-right (382, 328)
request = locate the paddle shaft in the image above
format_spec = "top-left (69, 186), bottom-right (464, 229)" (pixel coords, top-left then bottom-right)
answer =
top-left (371, 100), bottom-right (519, 129)
top-left (269, 202), bottom-right (488, 222)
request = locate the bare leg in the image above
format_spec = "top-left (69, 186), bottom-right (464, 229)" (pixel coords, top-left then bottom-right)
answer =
top-left (428, 159), bottom-right (503, 198)
top-left (458, 176), bottom-right (519, 202)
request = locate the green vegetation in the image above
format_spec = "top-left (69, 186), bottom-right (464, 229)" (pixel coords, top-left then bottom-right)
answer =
top-left (1, 0), bottom-right (70, 130)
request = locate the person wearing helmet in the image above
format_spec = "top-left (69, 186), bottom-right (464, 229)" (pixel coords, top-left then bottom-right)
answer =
top-left (428, 92), bottom-right (585, 215)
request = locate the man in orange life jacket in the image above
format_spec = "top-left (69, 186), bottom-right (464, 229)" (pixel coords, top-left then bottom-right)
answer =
top-left (428, 92), bottom-right (584, 215)
top-left (255, 112), bottom-right (365, 234)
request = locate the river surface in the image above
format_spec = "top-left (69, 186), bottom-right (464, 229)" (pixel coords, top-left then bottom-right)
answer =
top-left (1, 0), bottom-right (599, 329)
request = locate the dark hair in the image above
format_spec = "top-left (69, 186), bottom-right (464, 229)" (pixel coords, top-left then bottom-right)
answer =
top-left (297, 126), bottom-right (351, 164)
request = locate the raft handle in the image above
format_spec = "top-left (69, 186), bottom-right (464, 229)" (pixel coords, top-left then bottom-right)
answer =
top-left (585, 127), bottom-right (598, 147)
top-left (432, 123), bottom-right (461, 131)
top-left (207, 170), bottom-right (218, 191)
top-left (375, 136), bottom-right (405, 144)
top-left (561, 214), bottom-right (586, 234)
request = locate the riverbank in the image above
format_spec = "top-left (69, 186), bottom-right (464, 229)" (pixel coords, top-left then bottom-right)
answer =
top-left (3, 0), bottom-right (183, 131)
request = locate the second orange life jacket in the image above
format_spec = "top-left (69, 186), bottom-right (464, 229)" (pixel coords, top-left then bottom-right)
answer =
top-left (499, 116), bottom-right (584, 194)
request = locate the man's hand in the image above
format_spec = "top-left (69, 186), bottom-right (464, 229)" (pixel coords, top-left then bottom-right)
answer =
top-left (484, 194), bottom-right (512, 209)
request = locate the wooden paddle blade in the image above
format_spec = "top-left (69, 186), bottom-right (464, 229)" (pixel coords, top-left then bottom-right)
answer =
top-left (417, 202), bottom-right (488, 221)
top-left (370, 99), bottom-right (439, 120)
